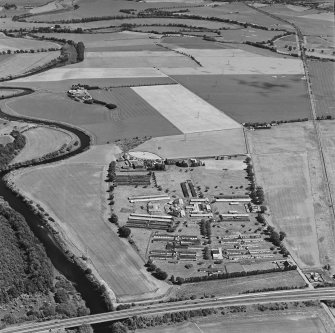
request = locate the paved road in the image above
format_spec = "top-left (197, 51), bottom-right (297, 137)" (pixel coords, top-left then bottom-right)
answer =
top-left (3, 288), bottom-right (335, 333)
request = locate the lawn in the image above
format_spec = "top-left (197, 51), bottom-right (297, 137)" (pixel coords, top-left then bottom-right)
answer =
top-left (10, 144), bottom-right (168, 302)
top-left (6, 90), bottom-right (181, 144)
top-left (11, 126), bottom-right (76, 164)
top-left (248, 122), bottom-right (335, 270)
top-left (173, 74), bottom-right (310, 123)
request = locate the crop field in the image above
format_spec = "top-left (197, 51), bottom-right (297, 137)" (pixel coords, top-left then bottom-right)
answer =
top-left (72, 51), bottom-right (198, 69)
top-left (131, 129), bottom-right (246, 159)
top-left (11, 126), bottom-right (75, 164)
top-left (7, 90), bottom-right (181, 144)
top-left (0, 51), bottom-right (60, 78)
top-left (0, 33), bottom-right (59, 52)
top-left (307, 61), bottom-right (335, 118)
top-left (248, 122), bottom-right (335, 270)
top-left (11, 145), bottom-right (167, 301)
top-left (140, 312), bottom-right (328, 333)
top-left (161, 48), bottom-right (304, 75)
top-left (132, 84), bottom-right (241, 133)
top-left (173, 74), bottom-right (310, 123)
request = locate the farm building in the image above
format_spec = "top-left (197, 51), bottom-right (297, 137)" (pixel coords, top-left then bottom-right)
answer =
top-left (147, 201), bottom-right (161, 214)
top-left (212, 247), bottom-right (223, 260)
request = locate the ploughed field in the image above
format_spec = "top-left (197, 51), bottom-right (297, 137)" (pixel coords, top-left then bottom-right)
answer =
top-left (10, 145), bottom-right (165, 301)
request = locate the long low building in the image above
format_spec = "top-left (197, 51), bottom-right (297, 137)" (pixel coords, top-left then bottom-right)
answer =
top-left (220, 214), bottom-right (249, 217)
top-left (130, 213), bottom-right (173, 220)
top-left (129, 196), bottom-right (170, 203)
top-left (216, 198), bottom-right (251, 202)
top-left (129, 194), bottom-right (169, 200)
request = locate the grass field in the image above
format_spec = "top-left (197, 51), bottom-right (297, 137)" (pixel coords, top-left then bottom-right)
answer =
top-left (173, 74), bottom-right (310, 123)
top-left (0, 32), bottom-right (59, 52)
top-left (132, 84), bottom-right (241, 133)
top-left (0, 51), bottom-right (60, 78)
top-left (307, 61), bottom-right (335, 118)
top-left (6, 90), bottom-right (181, 144)
top-left (11, 126), bottom-right (75, 164)
top-left (248, 122), bottom-right (335, 270)
top-left (11, 144), bottom-right (168, 301)
top-left (140, 313), bottom-right (328, 333)
top-left (131, 129), bottom-right (246, 159)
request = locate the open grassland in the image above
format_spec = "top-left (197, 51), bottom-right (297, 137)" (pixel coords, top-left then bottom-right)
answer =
top-left (11, 145), bottom-right (168, 301)
top-left (173, 74), bottom-right (310, 123)
top-left (140, 312), bottom-right (328, 333)
top-left (248, 122), bottom-right (335, 270)
top-left (308, 61), bottom-right (335, 118)
top-left (176, 270), bottom-right (305, 299)
top-left (132, 84), bottom-right (241, 133)
top-left (131, 128), bottom-right (246, 159)
top-left (0, 51), bottom-right (60, 78)
top-left (6, 90), bottom-right (181, 144)
top-left (0, 32), bottom-right (59, 52)
top-left (11, 126), bottom-right (75, 164)
top-left (161, 48), bottom-right (304, 75)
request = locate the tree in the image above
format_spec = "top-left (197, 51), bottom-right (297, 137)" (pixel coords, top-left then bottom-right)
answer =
top-left (110, 322), bottom-right (128, 333)
top-left (110, 213), bottom-right (118, 225)
top-left (279, 231), bottom-right (286, 241)
top-left (118, 226), bottom-right (131, 238)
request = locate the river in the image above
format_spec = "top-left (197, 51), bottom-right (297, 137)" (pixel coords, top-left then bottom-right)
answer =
top-left (0, 101), bottom-right (113, 332)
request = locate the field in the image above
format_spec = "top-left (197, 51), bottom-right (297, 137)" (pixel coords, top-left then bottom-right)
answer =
top-left (175, 270), bottom-right (306, 299)
top-left (13, 67), bottom-right (168, 82)
top-left (0, 32), bottom-right (59, 52)
top-left (140, 312), bottom-right (328, 333)
top-left (307, 61), bottom-right (335, 118)
top-left (248, 122), bottom-right (335, 270)
top-left (0, 51), bottom-right (60, 78)
top-left (11, 126), bottom-right (76, 164)
top-left (173, 74), bottom-right (310, 123)
top-left (132, 84), bottom-right (241, 133)
top-left (6, 90), bottom-right (181, 144)
top-left (72, 50), bottom-right (198, 69)
top-left (160, 48), bottom-right (304, 75)
top-left (131, 129), bottom-right (246, 159)
top-left (10, 144), bottom-right (168, 302)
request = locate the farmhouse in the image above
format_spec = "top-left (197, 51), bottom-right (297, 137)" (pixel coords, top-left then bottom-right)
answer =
top-left (147, 201), bottom-right (161, 215)
top-left (67, 86), bottom-right (92, 103)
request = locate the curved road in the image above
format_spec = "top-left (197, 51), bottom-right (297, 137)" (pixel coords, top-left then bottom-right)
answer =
top-left (2, 288), bottom-right (335, 332)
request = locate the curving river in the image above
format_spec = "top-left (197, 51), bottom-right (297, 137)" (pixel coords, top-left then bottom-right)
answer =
top-left (0, 94), bottom-right (112, 332)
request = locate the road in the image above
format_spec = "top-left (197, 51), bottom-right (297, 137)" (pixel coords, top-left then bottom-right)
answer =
top-left (3, 288), bottom-right (335, 333)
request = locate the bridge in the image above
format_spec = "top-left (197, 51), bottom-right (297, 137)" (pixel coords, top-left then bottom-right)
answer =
top-left (2, 288), bottom-right (335, 333)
